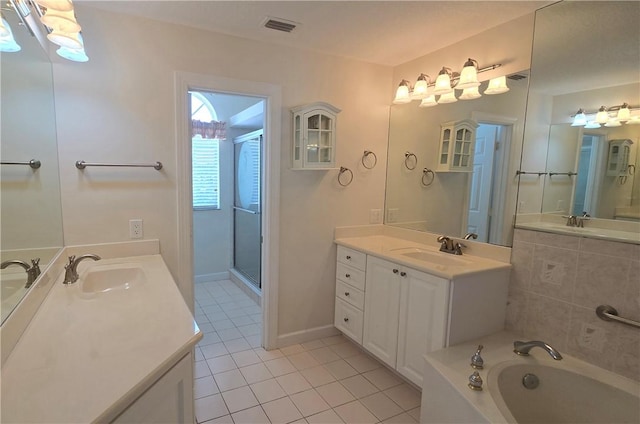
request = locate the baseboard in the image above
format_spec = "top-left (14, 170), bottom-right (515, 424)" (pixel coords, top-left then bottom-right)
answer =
top-left (277, 324), bottom-right (340, 348)
top-left (229, 269), bottom-right (261, 305)
top-left (195, 272), bottom-right (229, 284)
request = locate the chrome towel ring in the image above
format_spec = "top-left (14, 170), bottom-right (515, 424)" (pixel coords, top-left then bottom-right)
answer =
top-left (362, 150), bottom-right (377, 169)
top-left (338, 166), bottom-right (354, 187)
top-left (404, 152), bottom-right (417, 170)
top-left (422, 168), bottom-right (435, 186)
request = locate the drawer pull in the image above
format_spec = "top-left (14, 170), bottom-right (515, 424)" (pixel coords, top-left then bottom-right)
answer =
top-left (393, 269), bottom-right (399, 274)
top-left (400, 271), bottom-right (407, 277)
top-left (345, 273), bottom-right (351, 278)
top-left (344, 292), bottom-right (350, 296)
top-left (346, 255), bottom-right (351, 260)
top-left (343, 317), bottom-right (349, 322)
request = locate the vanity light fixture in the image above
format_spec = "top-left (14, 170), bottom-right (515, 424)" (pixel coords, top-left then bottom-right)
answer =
top-left (411, 73), bottom-right (431, 100)
top-left (484, 76), bottom-right (510, 95)
top-left (571, 109), bottom-right (588, 126)
top-left (419, 94), bottom-right (438, 108)
top-left (433, 67), bottom-right (455, 95)
top-left (392, 79), bottom-right (412, 104)
top-left (595, 106), bottom-right (609, 124)
top-left (617, 103), bottom-right (631, 121)
top-left (604, 119), bottom-right (622, 128)
top-left (457, 58), bottom-right (481, 89)
top-left (459, 86), bottom-right (482, 100)
top-left (437, 90), bottom-right (458, 104)
top-left (0, 16), bottom-right (21, 52)
top-left (584, 121), bottom-right (601, 129)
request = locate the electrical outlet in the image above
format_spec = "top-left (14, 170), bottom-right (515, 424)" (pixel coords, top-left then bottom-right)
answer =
top-left (388, 208), bottom-right (399, 223)
top-left (129, 219), bottom-right (143, 239)
top-left (369, 209), bottom-right (382, 224)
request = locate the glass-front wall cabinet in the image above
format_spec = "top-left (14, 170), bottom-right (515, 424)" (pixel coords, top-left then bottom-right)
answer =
top-left (437, 119), bottom-right (477, 172)
top-left (292, 102), bottom-right (341, 169)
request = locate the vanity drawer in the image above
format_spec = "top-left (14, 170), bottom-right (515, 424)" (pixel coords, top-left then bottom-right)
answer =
top-left (334, 298), bottom-right (363, 344)
top-left (336, 280), bottom-right (365, 310)
top-left (336, 262), bottom-right (365, 291)
top-left (337, 246), bottom-right (367, 271)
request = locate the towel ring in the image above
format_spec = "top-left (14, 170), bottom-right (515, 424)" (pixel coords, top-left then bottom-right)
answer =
top-left (422, 168), bottom-right (435, 186)
top-left (404, 152), bottom-right (417, 170)
top-left (362, 150), bottom-right (377, 169)
top-left (338, 166), bottom-right (354, 187)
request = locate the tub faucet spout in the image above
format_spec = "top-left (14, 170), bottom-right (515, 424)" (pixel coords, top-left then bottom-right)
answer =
top-left (514, 340), bottom-right (563, 360)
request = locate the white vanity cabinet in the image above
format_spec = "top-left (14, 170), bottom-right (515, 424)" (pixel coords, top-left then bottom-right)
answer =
top-left (334, 246), bottom-right (367, 343)
top-left (363, 256), bottom-right (448, 385)
top-left (292, 102), bottom-right (341, 170)
top-left (437, 119), bottom-right (478, 172)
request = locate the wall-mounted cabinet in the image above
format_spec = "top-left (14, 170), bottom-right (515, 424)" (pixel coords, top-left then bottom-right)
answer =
top-left (606, 139), bottom-right (633, 177)
top-left (292, 102), bottom-right (341, 170)
top-left (437, 119), bottom-right (478, 172)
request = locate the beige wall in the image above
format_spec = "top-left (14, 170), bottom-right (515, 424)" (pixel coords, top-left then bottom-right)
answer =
top-left (52, 5), bottom-right (392, 339)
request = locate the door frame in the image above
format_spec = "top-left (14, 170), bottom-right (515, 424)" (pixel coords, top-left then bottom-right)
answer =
top-left (175, 71), bottom-right (282, 350)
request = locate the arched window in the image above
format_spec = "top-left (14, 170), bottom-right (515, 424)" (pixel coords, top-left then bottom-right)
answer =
top-left (191, 92), bottom-right (221, 210)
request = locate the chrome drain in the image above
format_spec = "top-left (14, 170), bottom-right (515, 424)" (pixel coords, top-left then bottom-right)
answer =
top-left (522, 373), bottom-right (540, 389)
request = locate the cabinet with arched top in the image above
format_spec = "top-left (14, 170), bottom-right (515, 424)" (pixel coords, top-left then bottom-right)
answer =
top-left (292, 102), bottom-right (341, 170)
top-left (437, 119), bottom-right (478, 172)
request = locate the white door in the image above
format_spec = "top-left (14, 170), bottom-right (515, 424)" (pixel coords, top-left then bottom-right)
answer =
top-left (363, 257), bottom-right (401, 368)
top-left (396, 269), bottom-right (449, 387)
top-left (467, 124), bottom-right (498, 241)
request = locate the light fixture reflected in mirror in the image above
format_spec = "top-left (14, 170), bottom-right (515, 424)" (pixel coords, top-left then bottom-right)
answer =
top-left (604, 118), bottom-right (622, 127)
top-left (459, 86), bottom-right (481, 100)
top-left (595, 106), bottom-right (608, 124)
top-left (617, 103), bottom-right (631, 121)
top-left (571, 109), bottom-right (587, 126)
top-left (418, 95), bottom-right (438, 108)
top-left (392, 79), bottom-right (412, 104)
top-left (584, 121), bottom-right (601, 129)
top-left (437, 91), bottom-right (458, 104)
top-left (570, 103), bottom-right (638, 127)
top-left (484, 76), bottom-right (509, 95)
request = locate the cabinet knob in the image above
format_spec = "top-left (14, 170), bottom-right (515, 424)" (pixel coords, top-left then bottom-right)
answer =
top-left (400, 271), bottom-right (407, 277)
top-left (343, 317), bottom-right (349, 322)
top-left (346, 255), bottom-right (351, 260)
top-left (345, 274), bottom-right (351, 278)
top-left (344, 292), bottom-right (350, 296)
top-left (393, 269), bottom-right (399, 274)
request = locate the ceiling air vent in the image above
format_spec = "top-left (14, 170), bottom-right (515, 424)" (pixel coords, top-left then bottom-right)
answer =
top-left (263, 17), bottom-right (297, 33)
top-left (507, 74), bottom-right (528, 80)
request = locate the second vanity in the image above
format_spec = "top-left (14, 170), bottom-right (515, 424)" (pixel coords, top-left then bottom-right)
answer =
top-left (334, 225), bottom-right (511, 387)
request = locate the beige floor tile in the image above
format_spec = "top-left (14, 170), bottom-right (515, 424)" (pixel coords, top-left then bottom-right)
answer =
top-left (262, 397), bottom-right (303, 424)
top-left (362, 367), bottom-right (403, 391)
top-left (195, 360), bottom-right (212, 378)
top-left (407, 406), bottom-right (420, 421)
top-left (309, 347), bottom-right (341, 364)
top-left (329, 342), bottom-right (362, 358)
top-left (201, 342), bottom-right (229, 359)
top-left (195, 375), bottom-right (220, 399)
top-left (359, 392), bottom-right (403, 420)
top-left (250, 378), bottom-right (287, 404)
top-left (264, 357), bottom-right (297, 377)
top-left (290, 389), bottom-right (331, 417)
top-left (239, 362), bottom-right (273, 384)
top-left (223, 337), bottom-right (251, 354)
top-left (207, 355), bottom-right (238, 374)
top-left (382, 412), bottom-right (418, 423)
top-left (341, 375), bottom-right (379, 399)
top-left (321, 335), bottom-right (346, 346)
top-left (300, 365), bottom-right (336, 387)
top-left (315, 381), bottom-right (355, 408)
top-left (276, 371), bottom-right (312, 395)
top-left (306, 409), bottom-right (345, 424)
top-left (288, 351), bottom-right (321, 371)
top-left (324, 359), bottom-right (358, 380)
top-left (334, 400), bottom-right (378, 424)
top-left (213, 369), bottom-right (247, 392)
top-left (344, 353), bottom-right (381, 373)
top-left (231, 405), bottom-right (270, 424)
top-left (301, 339), bottom-right (325, 351)
top-left (195, 394), bottom-right (229, 423)
top-left (281, 344), bottom-right (306, 356)
top-left (206, 414), bottom-right (234, 424)
top-left (221, 386), bottom-right (259, 413)
top-left (384, 384), bottom-right (421, 411)
top-left (254, 347), bottom-right (284, 362)
top-left (232, 349), bottom-right (262, 367)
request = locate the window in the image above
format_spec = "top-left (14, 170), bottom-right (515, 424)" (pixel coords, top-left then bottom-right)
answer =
top-left (191, 92), bottom-right (221, 210)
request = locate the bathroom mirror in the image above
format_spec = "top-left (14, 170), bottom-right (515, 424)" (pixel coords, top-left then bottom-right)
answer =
top-left (0, 7), bottom-right (64, 323)
top-left (518, 1), bottom-right (640, 228)
top-left (385, 76), bottom-right (530, 247)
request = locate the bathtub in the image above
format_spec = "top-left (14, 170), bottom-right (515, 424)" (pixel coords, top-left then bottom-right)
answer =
top-left (421, 332), bottom-right (640, 423)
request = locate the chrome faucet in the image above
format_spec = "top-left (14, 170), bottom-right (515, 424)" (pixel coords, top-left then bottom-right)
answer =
top-left (1, 258), bottom-right (41, 288)
top-left (577, 212), bottom-right (590, 228)
top-left (437, 235), bottom-right (466, 255)
top-left (464, 232), bottom-right (478, 240)
top-left (513, 340), bottom-right (563, 360)
top-left (63, 254), bottom-right (101, 284)
top-left (563, 215), bottom-right (578, 227)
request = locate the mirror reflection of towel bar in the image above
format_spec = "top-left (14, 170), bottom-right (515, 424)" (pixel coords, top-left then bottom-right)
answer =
top-left (75, 160), bottom-right (163, 170)
top-left (1, 159), bottom-right (41, 169)
top-left (233, 206), bottom-right (259, 215)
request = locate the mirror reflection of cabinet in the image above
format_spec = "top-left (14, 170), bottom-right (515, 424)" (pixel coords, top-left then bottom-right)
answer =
top-left (606, 139), bottom-right (633, 177)
top-left (291, 102), bottom-right (341, 170)
top-left (437, 119), bottom-right (478, 172)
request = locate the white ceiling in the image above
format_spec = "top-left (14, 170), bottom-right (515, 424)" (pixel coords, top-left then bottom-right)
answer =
top-left (77, 0), bottom-right (550, 67)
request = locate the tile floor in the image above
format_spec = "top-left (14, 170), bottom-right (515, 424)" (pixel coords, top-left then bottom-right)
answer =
top-left (193, 280), bottom-right (422, 424)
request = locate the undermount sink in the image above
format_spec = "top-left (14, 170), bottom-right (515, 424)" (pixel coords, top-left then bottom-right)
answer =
top-left (390, 247), bottom-right (472, 266)
top-left (80, 264), bottom-right (146, 294)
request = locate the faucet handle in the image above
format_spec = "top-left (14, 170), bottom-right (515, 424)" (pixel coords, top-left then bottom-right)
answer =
top-left (65, 255), bottom-right (76, 269)
top-left (468, 371), bottom-right (483, 391)
top-left (470, 344), bottom-right (484, 369)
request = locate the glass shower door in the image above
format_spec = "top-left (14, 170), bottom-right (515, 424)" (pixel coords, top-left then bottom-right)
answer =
top-left (233, 130), bottom-right (262, 289)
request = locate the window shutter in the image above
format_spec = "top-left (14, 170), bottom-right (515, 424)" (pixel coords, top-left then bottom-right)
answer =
top-left (192, 137), bottom-right (220, 210)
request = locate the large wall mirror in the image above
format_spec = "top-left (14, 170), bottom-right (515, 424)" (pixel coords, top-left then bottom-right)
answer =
top-left (385, 73), bottom-right (529, 247)
top-left (517, 1), bottom-right (640, 235)
top-left (1, 5), bottom-right (64, 323)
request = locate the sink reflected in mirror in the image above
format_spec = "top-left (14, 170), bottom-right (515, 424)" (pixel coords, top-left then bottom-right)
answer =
top-left (79, 265), bottom-right (146, 295)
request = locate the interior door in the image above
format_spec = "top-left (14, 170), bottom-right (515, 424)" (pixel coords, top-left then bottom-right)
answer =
top-left (467, 124), bottom-right (498, 241)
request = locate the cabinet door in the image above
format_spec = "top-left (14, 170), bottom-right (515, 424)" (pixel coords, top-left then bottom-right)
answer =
top-left (396, 269), bottom-right (449, 387)
top-left (363, 257), bottom-right (401, 368)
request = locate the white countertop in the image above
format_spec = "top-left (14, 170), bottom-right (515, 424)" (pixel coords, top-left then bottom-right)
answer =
top-left (1, 254), bottom-right (201, 423)
top-left (335, 235), bottom-right (510, 279)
